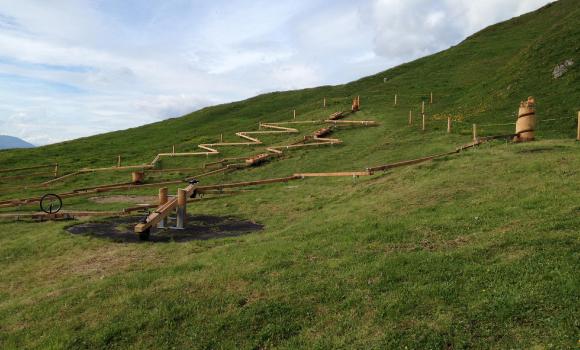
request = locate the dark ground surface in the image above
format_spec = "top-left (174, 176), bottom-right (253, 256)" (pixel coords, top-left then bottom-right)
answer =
top-left (67, 215), bottom-right (264, 243)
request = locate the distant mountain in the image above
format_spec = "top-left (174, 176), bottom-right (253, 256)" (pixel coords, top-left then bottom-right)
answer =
top-left (0, 135), bottom-right (35, 150)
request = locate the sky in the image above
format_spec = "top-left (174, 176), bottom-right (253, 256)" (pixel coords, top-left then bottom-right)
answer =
top-left (0, 0), bottom-right (552, 145)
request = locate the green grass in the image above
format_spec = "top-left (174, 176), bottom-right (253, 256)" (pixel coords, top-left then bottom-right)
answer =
top-left (0, 0), bottom-right (579, 348)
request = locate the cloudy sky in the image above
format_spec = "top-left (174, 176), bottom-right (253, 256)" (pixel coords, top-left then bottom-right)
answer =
top-left (0, 0), bottom-right (551, 145)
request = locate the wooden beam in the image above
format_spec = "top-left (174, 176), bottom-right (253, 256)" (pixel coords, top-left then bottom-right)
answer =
top-left (368, 151), bottom-right (458, 172)
top-left (294, 171), bottom-right (372, 178)
top-left (0, 163), bottom-right (58, 174)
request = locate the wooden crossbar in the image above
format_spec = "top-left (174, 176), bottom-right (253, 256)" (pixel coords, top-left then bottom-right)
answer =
top-left (294, 171), bottom-right (372, 178)
top-left (0, 164), bottom-right (57, 174)
top-left (368, 151), bottom-right (459, 172)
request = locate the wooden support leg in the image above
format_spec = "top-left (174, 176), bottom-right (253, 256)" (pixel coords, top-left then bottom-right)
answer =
top-left (157, 187), bottom-right (168, 229)
top-left (176, 188), bottom-right (187, 229)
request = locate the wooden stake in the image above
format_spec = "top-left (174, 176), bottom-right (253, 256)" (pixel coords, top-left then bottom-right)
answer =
top-left (447, 117), bottom-right (452, 134)
top-left (473, 124), bottom-right (478, 142)
top-left (577, 112), bottom-right (580, 141)
top-left (53, 163), bottom-right (59, 178)
top-left (176, 188), bottom-right (187, 229)
top-left (422, 101), bottom-right (425, 114)
top-left (422, 114), bottom-right (426, 131)
top-left (172, 145), bottom-right (175, 155)
top-left (430, 92), bottom-right (433, 104)
top-left (117, 155), bottom-right (121, 167)
top-left (158, 187), bottom-right (168, 228)
top-left (220, 134), bottom-right (223, 143)
top-left (323, 98), bottom-right (327, 108)
top-left (408, 110), bottom-right (413, 126)
top-left (293, 109), bottom-right (296, 120)
top-left (394, 94), bottom-right (398, 106)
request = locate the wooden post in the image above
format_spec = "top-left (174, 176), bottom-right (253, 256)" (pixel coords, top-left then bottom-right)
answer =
top-left (357, 96), bottom-right (360, 109)
top-left (117, 155), bottom-right (121, 167)
top-left (176, 188), bottom-right (187, 229)
top-left (293, 109), bottom-right (296, 120)
top-left (430, 92), bottom-right (433, 104)
top-left (132, 171), bottom-right (145, 184)
top-left (447, 117), bottom-right (452, 134)
top-left (172, 145), bottom-right (175, 155)
top-left (323, 98), bottom-right (327, 108)
top-left (473, 124), bottom-right (478, 142)
top-left (421, 101), bottom-right (425, 114)
top-left (53, 163), bottom-right (59, 178)
top-left (220, 134), bottom-right (223, 143)
top-left (158, 187), bottom-right (168, 228)
top-left (577, 111), bottom-right (580, 141)
top-left (422, 114), bottom-right (426, 131)
top-left (408, 110), bottom-right (413, 126)
top-left (394, 94), bottom-right (398, 106)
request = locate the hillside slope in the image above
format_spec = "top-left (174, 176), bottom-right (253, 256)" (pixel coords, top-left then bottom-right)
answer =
top-left (0, 1), bottom-right (578, 349)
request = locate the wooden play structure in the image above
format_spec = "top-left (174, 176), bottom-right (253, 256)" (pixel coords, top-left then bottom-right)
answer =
top-left (1, 94), bottom-right (578, 232)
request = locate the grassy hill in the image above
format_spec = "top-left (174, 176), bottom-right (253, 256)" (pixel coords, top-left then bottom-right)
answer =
top-left (0, 0), bottom-right (579, 348)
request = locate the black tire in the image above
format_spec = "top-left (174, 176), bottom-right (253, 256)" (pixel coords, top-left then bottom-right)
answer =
top-left (40, 194), bottom-right (63, 214)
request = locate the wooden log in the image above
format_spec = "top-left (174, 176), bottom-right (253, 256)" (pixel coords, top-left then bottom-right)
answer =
top-left (294, 171), bottom-right (372, 178)
top-left (176, 188), bottom-right (187, 229)
top-left (196, 176), bottom-right (300, 191)
top-left (514, 97), bottom-right (536, 142)
top-left (245, 153), bottom-right (271, 166)
top-left (0, 164), bottom-right (57, 174)
top-left (313, 127), bottom-right (333, 138)
top-left (368, 151), bottom-right (458, 172)
top-left (577, 111), bottom-right (580, 141)
top-left (0, 172), bottom-right (51, 181)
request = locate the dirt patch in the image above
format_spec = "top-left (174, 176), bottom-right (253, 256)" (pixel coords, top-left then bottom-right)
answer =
top-left (89, 195), bottom-right (157, 204)
top-left (67, 215), bottom-right (264, 243)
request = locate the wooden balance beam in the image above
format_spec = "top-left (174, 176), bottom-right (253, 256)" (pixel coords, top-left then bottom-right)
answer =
top-left (134, 176), bottom-right (301, 234)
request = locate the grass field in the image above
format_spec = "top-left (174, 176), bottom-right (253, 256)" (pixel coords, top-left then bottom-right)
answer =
top-left (0, 0), bottom-right (579, 348)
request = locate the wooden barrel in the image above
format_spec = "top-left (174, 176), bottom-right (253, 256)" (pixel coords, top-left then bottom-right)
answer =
top-left (514, 97), bottom-right (536, 142)
top-left (131, 171), bottom-right (145, 184)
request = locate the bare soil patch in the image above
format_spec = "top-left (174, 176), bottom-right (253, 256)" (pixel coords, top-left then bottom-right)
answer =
top-left (67, 215), bottom-right (263, 243)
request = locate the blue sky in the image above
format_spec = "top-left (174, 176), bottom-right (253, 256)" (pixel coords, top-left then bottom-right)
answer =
top-left (0, 0), bottom-right (551, 145)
